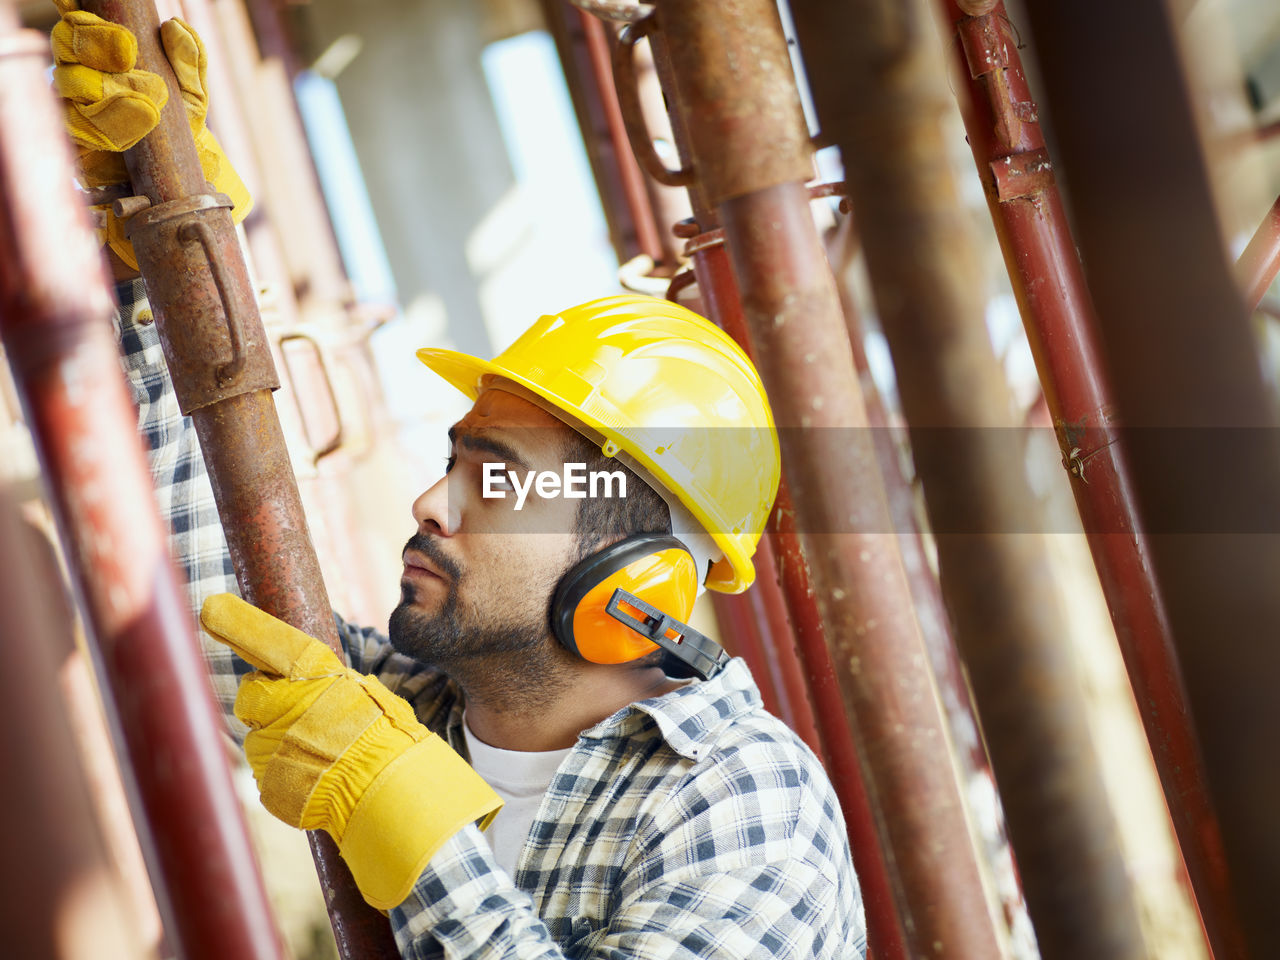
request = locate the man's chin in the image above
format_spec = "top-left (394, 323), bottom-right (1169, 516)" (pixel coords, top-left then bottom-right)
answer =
top-left (388, 600), bottom-right (453, 662)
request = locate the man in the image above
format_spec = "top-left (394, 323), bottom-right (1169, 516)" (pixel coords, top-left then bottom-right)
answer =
top-left (57, 8), bottom-right (866, 957)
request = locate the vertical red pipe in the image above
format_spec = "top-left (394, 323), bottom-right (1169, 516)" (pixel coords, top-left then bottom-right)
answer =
top-left (693, 236), bottom-right (908, 960)
top-left (654, 2), bottom-right (1006, 954)
top-left (744, 535), bottom-right (825, 757)
top-left (941, 6), bottom-right (1241, 956)
top-left (0, 13), bottom-right (282, 960)
top-left (708, 591), bottom-right (787, 720)
top-left (634, 28), bottom-right (908, 952)
top-left (1018, 1), bottom-right (1280, 953)
top-left (676, 251), bottom-right (817, 743)
top-left (541, 0), bottom-right (666, 265)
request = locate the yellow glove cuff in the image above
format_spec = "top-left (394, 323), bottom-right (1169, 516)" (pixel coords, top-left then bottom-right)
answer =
top-left (339, 734), bottom-right (503, 911)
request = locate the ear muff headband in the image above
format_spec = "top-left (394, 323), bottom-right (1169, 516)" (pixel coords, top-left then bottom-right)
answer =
top-left (552, 533), bottom-right (697, 665)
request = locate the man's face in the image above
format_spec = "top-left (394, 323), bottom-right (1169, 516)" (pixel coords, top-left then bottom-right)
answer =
top-left (388, 389), bottom-right (583, 684)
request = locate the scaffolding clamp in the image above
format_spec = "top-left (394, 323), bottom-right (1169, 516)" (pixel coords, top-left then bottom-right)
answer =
top-left (122, 191), bottom-right (280, 412)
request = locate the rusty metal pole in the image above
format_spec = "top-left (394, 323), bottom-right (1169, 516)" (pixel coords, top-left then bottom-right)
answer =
top-left (609, 24), bottom-right (911, 954)
top-left (940, 5), bottom-right (1242, 956)
top-left (789, 0), bottom-right (1148, 957)
top-left (744, 535), bottom-right (826, 755)
top-left (74, 1), bottom-right (398, 955)
top-left (1018, 2), bottom-right (1280, 954)
top-left (0, 11), bottom-right (282, 958)
top-left (1237, 192), bottom-right (1280, 311)
top-left (828, 213), bottom-right (1039, 947)
top-left (691, 229), bottom-right (909, 960)
top-left (679, 243), bottom-right (828, 758)
top-left (643, 4), bottom-right (1006, 956)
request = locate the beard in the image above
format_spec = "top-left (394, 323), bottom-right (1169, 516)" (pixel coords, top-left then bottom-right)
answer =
top-left (388, 533), bottom-right (573, 703)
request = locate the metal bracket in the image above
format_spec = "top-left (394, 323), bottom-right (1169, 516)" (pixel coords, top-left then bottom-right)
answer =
top-left (178, 218), bottom-right (247, 387)
top-left (613, 15), bottom-right (696, 187)
top-left (277, 331), bottom-right (344, 465)
top-left (124, 193), bottom-right (279, 413)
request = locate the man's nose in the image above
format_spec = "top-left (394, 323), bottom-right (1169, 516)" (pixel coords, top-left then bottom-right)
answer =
top-left (411, 474), bottom-right (457, 536)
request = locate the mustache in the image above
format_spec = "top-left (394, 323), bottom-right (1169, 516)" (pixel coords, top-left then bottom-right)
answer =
top-left (403, 533), bottom-right (463, 583)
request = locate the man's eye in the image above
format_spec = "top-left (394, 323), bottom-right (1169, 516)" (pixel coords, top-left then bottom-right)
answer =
top-left (486, 466), bottom-right (514, 490)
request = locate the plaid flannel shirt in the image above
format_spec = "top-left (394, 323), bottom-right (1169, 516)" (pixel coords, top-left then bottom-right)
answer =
top-left (116, 280), bottom-right (866, 960)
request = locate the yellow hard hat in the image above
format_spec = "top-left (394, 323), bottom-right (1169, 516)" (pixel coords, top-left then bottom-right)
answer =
top-left (416, 295), bottom-right (780, 593)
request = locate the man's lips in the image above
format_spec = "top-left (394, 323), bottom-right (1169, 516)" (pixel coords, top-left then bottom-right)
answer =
top-left (402, 550), bottom-right (445, 580)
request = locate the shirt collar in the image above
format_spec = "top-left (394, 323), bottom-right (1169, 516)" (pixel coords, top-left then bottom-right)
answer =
top-left (578, 657), bottom-right (761, 761)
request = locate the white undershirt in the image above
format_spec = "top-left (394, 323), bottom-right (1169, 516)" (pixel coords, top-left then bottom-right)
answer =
top-left (462, 718), bottom-right (573, 878)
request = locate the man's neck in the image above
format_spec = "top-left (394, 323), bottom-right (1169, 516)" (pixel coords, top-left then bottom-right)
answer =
top-left (462, 664), bottom-right (684, 752)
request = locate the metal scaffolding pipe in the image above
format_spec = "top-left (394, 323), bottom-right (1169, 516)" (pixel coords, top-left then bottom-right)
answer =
top-left (830, 223), bottom-right (992, 791)
top-left (1237, 192), bottom-right (1280, 312)
top-left (692, 236), bottom-right (908, 960)
top-left (651, 3), bottom-right (1005, 955)
top-left (75, 1), bottom-right (397, 955)
top-left (617, 23), bottom-right (911, 954)
top-left (941, 5), bottom-right (1241, 955)
top-left (0, 12), bottom-right (281, 958)
top-left (743, 534), bottom-right (825, 758)
top-left (789, 1), bottom-right (1146, 957)
top-left (688, 241), bottom-right (851, 770)
top-left (1018, 2), bottom-right (1280, 954)
top-left (727, 177), bottom-right (1006, 958)
top-left (830, 232), bottom-right (1035, 940)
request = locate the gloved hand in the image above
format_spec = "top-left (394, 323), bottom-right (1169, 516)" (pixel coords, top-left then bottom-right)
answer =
top-left (51, 2), bottom-right (253, 270)
top-left (200, 593), bottom-right (503, 910)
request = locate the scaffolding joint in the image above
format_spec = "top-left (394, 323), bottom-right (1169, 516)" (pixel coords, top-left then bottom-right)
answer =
top-left (126, 192), bottom-right (280, 412)
top-left (1056, 405), bottom-right (1122, 485)
top-left (957, 13), bottom-right (1037, 150)
top-left (991, 147), bottom-right (1054, 201)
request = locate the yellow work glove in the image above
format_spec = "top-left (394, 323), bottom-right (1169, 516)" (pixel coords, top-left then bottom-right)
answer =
top-left (51, 5), bottom-right (252, 269)
top-left (200, 594), bottom-right (503, 910)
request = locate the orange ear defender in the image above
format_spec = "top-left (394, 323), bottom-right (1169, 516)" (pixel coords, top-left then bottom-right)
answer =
top-left (551, 533), bottom-right (729, 680)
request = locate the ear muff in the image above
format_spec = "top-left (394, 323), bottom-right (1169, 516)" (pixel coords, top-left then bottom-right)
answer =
top-left (551, 533), bottom-right (699, 666)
